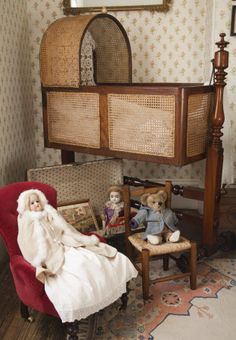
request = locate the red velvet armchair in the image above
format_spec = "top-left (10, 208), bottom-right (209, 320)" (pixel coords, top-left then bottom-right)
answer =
top-left (0, 181), bottom-right (107, 338)
top-left (0, 181), bottom-right (59, 319)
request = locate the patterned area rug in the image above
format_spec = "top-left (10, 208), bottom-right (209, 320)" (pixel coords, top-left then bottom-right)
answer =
top-left (94, 258), bottom-right (236, 340)
top-left (206, 257), bottom-right (236, 280)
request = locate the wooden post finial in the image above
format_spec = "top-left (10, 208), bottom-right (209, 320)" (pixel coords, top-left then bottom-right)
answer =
top-left (211, 33), bottom-right (229, 147)
top-left (215, 33), bottom-right (229, 51)
top-left (203, 33), bottom-right (229, 249)
top-left (214, 33), bottom-right (229, 85)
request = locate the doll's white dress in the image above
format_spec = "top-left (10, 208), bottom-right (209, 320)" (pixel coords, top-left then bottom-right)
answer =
top-left (45, 245), bottom-right (136, 322)
top-left (17, 202), bottom-right (138, 323)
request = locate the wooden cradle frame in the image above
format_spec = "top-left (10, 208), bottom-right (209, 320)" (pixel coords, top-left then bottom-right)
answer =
top-left (42, 83), bottom-right (213, 166)
top-left (40, 12), bottom-right (229, 254)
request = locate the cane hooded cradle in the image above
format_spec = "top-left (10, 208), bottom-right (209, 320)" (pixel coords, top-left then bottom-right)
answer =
top-left (40, 13), bottom-right (215, 166)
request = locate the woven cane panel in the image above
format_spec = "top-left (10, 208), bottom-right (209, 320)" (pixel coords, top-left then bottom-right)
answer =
top-left (89, 17), bottom-right (131, 83)
top-left (108, 94), bottom-right (175, 157)
top-left (47, 92), bottom-right (100, 148)
top-left (27, 159), bottom-right (123, 215)
top-left (186, 93), bottom-right (212, 157)
top-left (40, 15), bottom-right (94, 87)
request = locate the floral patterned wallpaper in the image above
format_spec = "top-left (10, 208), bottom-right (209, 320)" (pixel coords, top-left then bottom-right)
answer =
top-left (0, 0), bottom-right (35, 188)
top-left (0, 0), bottom-right (36, 262)
top-left (0, 0), bottom-right (235, 188)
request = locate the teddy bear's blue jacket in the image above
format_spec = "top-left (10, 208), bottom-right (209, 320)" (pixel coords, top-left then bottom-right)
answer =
top-left (131, 206), bottom-right (178, 239)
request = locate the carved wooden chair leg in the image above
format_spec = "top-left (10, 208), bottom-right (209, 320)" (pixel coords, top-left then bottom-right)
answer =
top-left (120, 292), bottom-right (128, 310)
top-left (20, 301), bottom-right (34, 322)
top-left (141, 248), bottom-right (150, 300)
top-left (65, 320), bottom-right (79, 340)
top-left (126, 238), bottom-right (134, 261)
top-left (120, 282), bottom-right (130, 310)
top-left (189, 241), bottom-right (197, 290)
top-left (176, 253), bottom-right (189, 273)
top-left (163, 254), bottom-right (169, 271)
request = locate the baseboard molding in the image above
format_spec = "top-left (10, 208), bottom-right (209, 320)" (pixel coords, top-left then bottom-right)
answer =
top-left (225, 184), bottom-right (236, 189)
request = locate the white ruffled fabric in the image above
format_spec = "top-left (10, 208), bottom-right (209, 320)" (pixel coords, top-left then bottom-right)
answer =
top-left (44, 246), bottom-right (137, 322)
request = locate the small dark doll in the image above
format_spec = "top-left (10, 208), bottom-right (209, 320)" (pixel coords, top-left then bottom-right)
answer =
top-left (129, 190), bottom-right (180, 245)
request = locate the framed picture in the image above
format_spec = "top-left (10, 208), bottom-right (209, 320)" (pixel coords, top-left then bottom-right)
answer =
top-left (58, 200), bottom-right (99, 233)
top-left (231, 6), bottom-right (236, 36)
top-left (63, 0), bottom-right (171, 15)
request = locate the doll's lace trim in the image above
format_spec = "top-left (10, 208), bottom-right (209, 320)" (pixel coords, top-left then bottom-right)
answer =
top-left (55, 275), bottom-right (134, 323)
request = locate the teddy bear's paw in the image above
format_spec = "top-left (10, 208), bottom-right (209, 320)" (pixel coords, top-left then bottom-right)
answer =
top-left (169, 230), bottom-right (180, 243)
top-left (147, 234), bottom-right (162, 245)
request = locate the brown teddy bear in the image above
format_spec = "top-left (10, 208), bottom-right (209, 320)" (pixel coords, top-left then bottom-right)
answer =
top-left (129, 190), bottom-right (180, 245)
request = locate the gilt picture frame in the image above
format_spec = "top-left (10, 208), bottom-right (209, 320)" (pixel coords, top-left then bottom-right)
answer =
top-left (58, 200), bottom-right (99, 233)
top-left (231, 6), bottom-right (236, 36)
top-left (63, 0), bottom-right (171, 15)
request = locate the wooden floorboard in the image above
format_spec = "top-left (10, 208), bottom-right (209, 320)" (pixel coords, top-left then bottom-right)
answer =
top-left (0, 264), bottom-right (65, 340)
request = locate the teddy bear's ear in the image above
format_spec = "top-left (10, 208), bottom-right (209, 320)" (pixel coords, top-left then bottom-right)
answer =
top-left (141, 193), bottom-right (150, 205)
top-left (158, 190), bottom-right (168, 202)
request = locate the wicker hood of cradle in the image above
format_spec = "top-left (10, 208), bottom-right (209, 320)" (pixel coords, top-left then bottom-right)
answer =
top-left (40, 13), bottom-right (132, 87)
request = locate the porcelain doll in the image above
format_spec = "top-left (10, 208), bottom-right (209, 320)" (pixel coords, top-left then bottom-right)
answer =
top-left (103, 185), bottom-right (125, 236)
top-left (17, 189), bottom-right (137, 323)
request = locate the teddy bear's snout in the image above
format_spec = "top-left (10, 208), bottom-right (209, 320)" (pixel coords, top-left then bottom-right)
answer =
top-left (153, 201), bottom-right (163, 210)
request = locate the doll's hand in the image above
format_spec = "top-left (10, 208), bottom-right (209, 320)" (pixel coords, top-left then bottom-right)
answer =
top-left (129, 218), bottom-right (138, 230)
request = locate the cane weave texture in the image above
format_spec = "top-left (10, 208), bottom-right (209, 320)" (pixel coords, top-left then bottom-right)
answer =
top-left (108, 94), bottom-right (175, 157)
top-left (40, 14), bottom-right (131, 87)
top-left (40, 15), bottom-right (94, 87)
top-left (128, 232), bottom-right (191, 256)
top-left (186, 93), bottom-right (212, 157)
top-left (89, 17), bottom-right (131, 83)
top-left (27, 159), bottom-right (123, 215)
top-left (47, 92), bottom-right (100, 148)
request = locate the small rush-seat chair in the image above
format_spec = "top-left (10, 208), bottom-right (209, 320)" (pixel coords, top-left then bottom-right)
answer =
top-left (123, 181), bottom-right (197, 300)
top-left (0, 181), bottom-right (108, 339)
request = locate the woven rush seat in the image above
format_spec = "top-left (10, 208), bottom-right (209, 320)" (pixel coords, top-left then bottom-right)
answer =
top-left (128, 232), bottom-right (191, 256)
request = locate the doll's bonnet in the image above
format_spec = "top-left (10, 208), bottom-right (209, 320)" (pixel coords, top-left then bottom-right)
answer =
top-left (17, 189), bottom-right (48, 214)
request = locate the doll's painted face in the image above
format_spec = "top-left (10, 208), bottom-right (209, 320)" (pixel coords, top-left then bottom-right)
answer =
top-left (29, 194), bottom-right (43, 212)
top-left (110, 191), bottom-right (121, 204)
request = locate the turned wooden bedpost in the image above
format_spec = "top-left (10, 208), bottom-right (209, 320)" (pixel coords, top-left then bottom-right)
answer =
top-left (203, 33), bottom-right (229, 252)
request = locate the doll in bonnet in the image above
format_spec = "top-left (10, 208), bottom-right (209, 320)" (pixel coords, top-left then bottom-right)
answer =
top-left (17, 189), bottom-right (137, 323)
